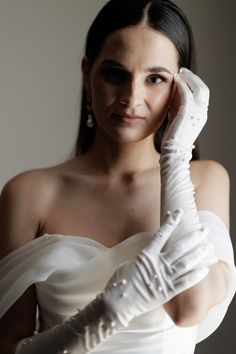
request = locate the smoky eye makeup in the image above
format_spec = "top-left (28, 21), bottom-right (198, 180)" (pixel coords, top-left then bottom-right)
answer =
top-left (147, 74), bottom-right (168, 83)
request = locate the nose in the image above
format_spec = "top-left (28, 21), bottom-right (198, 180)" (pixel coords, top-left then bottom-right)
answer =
top-left (119, 79), bottom-right (143, 108)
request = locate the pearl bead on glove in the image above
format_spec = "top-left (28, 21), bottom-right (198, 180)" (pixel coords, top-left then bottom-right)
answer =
top-left (15, 210), bottom-right (210, 354)
top-left (163, 67), bottom-right (210, 147)
top-left (101, 209), bottom-right (211, 328)
top-left (160, 68), bottom-right (217, 267)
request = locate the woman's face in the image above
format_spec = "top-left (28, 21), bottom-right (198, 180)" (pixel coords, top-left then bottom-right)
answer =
top-left (83, 25), bottom-right (179, 144)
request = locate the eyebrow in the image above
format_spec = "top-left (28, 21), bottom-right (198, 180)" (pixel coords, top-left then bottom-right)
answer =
top-left (100, 59), bottom-right (172, 74)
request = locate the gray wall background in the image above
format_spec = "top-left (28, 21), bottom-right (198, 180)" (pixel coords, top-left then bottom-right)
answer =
top-left (175, 1), bottom-right (236, 353)
top-left (0, 1), bottom-right (235, 353)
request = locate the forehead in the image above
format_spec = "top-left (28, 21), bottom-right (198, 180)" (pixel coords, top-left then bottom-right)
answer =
top-left (94, 25), bottom-right (179, 73)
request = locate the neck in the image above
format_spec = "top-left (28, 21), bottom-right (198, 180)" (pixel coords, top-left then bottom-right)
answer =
top-left (78, 127), bottom-right (160, 180)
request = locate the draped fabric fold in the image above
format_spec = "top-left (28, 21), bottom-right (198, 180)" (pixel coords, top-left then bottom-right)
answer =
top-left (0, 210), bottom-right (235, 353)
top-left (196, 211), bottom-right (236, 342)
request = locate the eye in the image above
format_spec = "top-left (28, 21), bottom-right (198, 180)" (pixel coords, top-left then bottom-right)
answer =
top-left (147, 75), bottom-right (166, 85)
top-left (100, 67), bottom-right (129, 84)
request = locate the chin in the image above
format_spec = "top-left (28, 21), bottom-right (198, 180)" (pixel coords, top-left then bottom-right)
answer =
top-left (107, 129), bottom-right (153, 144)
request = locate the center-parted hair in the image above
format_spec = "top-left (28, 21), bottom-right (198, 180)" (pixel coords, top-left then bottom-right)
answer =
top-left (75, 0), bottom-right (199, 159)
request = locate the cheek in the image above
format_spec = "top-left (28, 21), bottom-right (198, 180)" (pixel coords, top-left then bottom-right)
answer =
top-left (91, 79), bottom-right (114, 111)
top-left (92, 92), bottom-right (114, 123)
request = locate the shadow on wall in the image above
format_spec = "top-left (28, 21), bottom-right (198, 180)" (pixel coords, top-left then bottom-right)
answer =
top-left (174, 1), bottom-right (236, 354)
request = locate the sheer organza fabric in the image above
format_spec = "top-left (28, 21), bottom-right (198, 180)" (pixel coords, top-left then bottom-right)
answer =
top-left (0, 210), bottom-right (235, 354)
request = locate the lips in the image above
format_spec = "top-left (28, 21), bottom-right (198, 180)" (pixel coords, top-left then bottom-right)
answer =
top-left (113, 113), bottom-right (144, 120)
top-left (112, 112), bottom-right (144, 125)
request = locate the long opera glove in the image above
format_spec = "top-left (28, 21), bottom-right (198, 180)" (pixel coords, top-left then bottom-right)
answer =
top-left (160, 68), bottom-right (216, 266)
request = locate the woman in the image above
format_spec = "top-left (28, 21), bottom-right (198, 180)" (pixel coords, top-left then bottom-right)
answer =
top-left (0, 0), bottom-right (235, 353)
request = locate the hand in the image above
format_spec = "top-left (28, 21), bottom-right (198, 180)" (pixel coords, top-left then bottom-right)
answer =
top-left (101, 209), bottom-right (211, 328)
top-left (162, 68), bottom-right (210, 149)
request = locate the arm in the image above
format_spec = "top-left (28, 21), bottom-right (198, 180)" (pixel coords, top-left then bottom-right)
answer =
top-left (0, 172), bottom-right (210, 354)
top-left (164, 160), bottom-right (230, 326)
top-left (0, 170), bottom-right (58, 354)
top-left (0, 287), bottom-right (37, 354)
top-left (160, 68), bottom-right (231, 326)
top-left (0, 172), bottom-right (121, 354)
top-left (0, 172), bottom-right (48, 354)
top-left (14, 209), bottom-right (211, 354)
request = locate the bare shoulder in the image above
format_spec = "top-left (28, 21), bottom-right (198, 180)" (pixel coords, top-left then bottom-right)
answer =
top-left (190, 159), bottom-right (230, 229)
top-left (1, 167), bottom-right (60, 197)
top-left (0, 167), bottom-right (61, 258)
top-left (190, 159), bottom-right (229, 186)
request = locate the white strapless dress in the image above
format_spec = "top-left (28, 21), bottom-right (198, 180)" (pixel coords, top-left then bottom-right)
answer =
top-left (0, 211), bottom-right (236, 354)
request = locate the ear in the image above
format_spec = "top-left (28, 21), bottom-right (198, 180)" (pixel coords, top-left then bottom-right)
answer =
top-left (81, 56), bottom-right (91, 93)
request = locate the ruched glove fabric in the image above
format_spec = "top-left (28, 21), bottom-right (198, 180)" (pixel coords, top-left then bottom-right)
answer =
top-left (15, 210), bottom-right (211, 354)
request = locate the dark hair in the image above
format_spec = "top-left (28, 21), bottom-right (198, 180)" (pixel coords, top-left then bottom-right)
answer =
top-left (75, 0), bottom-right (200, 159)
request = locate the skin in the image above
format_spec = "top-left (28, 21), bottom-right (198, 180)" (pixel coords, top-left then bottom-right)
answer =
top-left (0, 24), bottom-right (230, 353)
top-left (81, 25), bottom-right (178, 178)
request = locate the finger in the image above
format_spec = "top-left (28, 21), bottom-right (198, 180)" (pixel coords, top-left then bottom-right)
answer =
top-left (172, 267), bottom-right (209, 295)
top-left (174, 74), bottom-right (194, 106)
top-left (165, 227), bottom-right (209, 263)
top-left (197, 252), bottom-right (218, 268)
top-left (151, 209), bottom-right (184, 252)
top-left (171, 243), bottom-right (212, 280)
top-left (179, 68), bottom-right (210, 104)
top-left (179, 67), bottom-right (209, 91)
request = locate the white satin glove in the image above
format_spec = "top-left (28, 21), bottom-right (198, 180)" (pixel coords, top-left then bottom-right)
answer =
top-left (160, 68), bottom-right (217, 267)
top-left (15, 210), bottom-right (210, 354)
top-left (162, 67), bottom-right (209, 148)
top-left (101, 209), bottom-right (211, 328)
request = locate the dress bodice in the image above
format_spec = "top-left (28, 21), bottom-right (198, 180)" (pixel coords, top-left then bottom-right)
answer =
top-left (0, 211), bottom-right (236, 354)
top-left (34, 233), bottom-right (200, 353)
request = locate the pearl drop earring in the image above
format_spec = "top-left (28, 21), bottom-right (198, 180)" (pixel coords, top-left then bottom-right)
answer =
top-left (86, 94), bottom-right (94, 128)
